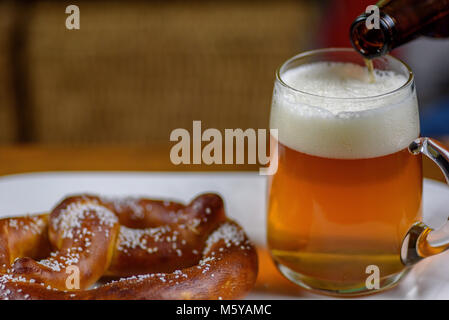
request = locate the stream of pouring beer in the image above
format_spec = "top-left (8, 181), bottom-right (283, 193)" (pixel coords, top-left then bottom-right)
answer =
top-left (364, 58), bottom-right (375, 83)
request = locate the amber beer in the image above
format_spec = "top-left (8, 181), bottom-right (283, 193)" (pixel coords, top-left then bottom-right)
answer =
top-left (268, 143), bottom-right (422, 292)
top-left (267, 49), bottom-right (421, 295)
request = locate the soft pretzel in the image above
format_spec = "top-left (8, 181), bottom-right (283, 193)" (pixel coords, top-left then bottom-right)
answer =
top-left (0, 194), bottom-right (258, 299)
top-left (0, 221), bottom-right (257, 300)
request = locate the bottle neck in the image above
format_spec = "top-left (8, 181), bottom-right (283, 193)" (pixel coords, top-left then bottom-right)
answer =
top-left (350, 0), bottom-right (449, 58)
top-left (350, 13), bottom-right (397, 59)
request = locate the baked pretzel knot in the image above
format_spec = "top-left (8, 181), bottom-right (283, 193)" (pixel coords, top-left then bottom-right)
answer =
top-left (0, 193), bottom-right (258, 300)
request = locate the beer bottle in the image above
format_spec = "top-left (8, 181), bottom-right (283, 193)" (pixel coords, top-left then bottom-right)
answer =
top-left (350, 0), bottom-right (449, 58)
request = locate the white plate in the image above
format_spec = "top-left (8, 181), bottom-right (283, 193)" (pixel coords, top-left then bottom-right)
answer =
top-left (0, 172), bottom-right (447, 300)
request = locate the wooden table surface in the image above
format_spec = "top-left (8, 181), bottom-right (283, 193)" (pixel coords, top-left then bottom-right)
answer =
top-left (0, 143), bottom-right (446, 297)
top-left (0, 144), bottom-right (260, 174)
top-left (0, 144), bottom-right (446, 182)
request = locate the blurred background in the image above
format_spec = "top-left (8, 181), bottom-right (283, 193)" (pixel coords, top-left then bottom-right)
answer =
top-left (0, 0), bottom-right (447, 147)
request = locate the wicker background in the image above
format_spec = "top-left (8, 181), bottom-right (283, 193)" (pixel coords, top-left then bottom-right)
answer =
top-left (0, 2), bottom-right (16, 143)
top-left (0, 0), bottom-right (318, 145)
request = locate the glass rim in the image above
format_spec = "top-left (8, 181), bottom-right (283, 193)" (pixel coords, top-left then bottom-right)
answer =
top-left (275, 47), bottom-right (414, 101)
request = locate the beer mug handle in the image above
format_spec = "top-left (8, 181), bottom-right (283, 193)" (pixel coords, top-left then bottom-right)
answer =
top-left (401, 137), bottom-right (449, 266)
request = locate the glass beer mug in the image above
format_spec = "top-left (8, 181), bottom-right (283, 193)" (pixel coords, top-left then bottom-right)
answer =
top-left (267, 48), bottom-right (449, 296)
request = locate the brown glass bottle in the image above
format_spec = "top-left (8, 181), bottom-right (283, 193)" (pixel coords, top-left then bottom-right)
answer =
top-left (350, 0), bottom-right (449, 58)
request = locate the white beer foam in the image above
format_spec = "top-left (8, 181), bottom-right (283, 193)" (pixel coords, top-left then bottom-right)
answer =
top-left (270, 62), bottom-right (419, 159)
